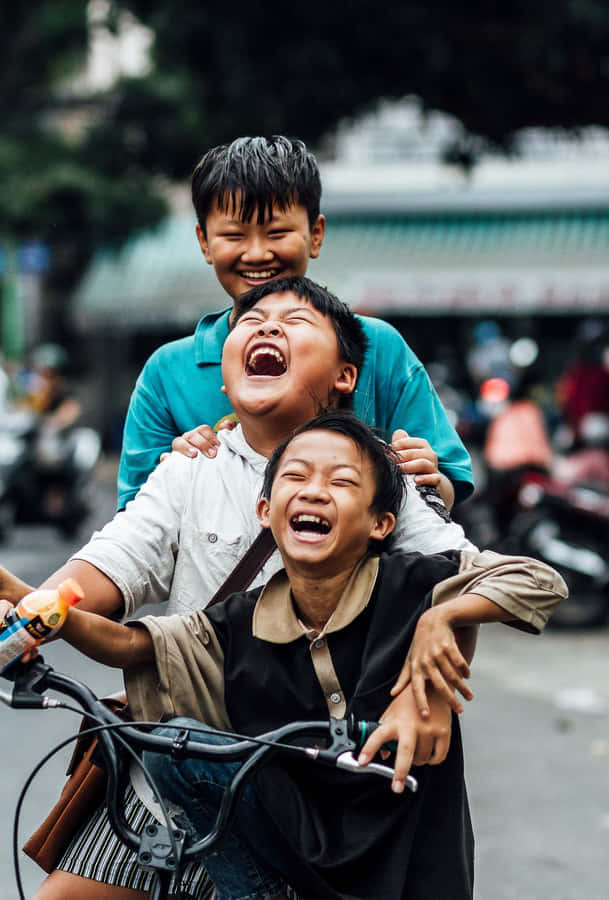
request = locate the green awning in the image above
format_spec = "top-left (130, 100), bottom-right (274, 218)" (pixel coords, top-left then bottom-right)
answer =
top-left (73, 210), bottom-right (609, 329)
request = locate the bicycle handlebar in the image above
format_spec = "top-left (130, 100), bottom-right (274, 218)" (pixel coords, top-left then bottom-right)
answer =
top-left (2, 657), bottom-right (417, 898)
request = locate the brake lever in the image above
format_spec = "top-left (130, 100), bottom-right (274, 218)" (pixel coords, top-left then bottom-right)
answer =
top-left (335, 751), bottom-right (418, 792)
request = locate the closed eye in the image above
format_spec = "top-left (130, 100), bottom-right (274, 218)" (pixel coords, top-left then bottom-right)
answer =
top-left (237, 313), bottom-right (265, 326)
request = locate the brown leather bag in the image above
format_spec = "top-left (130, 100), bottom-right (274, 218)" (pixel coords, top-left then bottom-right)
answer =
top-left (22, 697), bottom-right (128, 872)
top-left (22, 528), bottom-right (277, 872)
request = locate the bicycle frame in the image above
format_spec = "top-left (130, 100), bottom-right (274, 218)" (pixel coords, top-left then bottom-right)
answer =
top-left (2, 657), bottom-right (417, 900)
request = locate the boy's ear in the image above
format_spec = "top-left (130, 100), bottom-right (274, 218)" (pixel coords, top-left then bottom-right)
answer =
top-left (256, 496), bottom-right (272, 528)
top-left (196, 223), bottom-right (213, 265)
top-left (369, 512), bottom-right (395, 543)
top-left (309, 214), bottom-right (326, 259)
top-left (333, 363), bottom-right (357, 399)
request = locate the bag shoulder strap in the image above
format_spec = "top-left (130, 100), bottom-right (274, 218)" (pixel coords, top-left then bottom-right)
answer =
top-left (207, 528), bottom-right (277, 609)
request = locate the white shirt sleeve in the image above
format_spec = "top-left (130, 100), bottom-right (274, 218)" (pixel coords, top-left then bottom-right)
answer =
top-left (391, 477), bottom-right (478, 555)
top-left (71, 452), bottom-right (193, 616)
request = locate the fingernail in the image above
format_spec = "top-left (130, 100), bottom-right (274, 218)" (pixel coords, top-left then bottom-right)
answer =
top-left (358, 753), bottom-right (368, 765)
top-left (392, 780), bottom-right (404, 794)
top-left (206, 448), bottom-right (216, 458)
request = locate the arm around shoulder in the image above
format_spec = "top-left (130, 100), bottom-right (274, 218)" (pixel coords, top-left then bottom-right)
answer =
top-left (432, 548), bottom-right (569, 634)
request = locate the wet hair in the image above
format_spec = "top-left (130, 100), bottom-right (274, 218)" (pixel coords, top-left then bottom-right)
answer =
top-left (261, 410), bottom-right (405, 552)
top-left (191, 136), bottom-right (322, 231)
top-left (232, 275), bottom-right (367, 381)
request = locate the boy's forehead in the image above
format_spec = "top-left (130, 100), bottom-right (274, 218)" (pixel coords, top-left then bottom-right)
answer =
top-left (250, 291), bottom-right (316, 313)
top-left (278, 430), bottom-right (366, 468)
top-left (210, 192), bottom-right (305, 223)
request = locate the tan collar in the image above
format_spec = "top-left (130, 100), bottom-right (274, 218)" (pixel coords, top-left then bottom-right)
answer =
top-left (252, 554), bottom-right (380, 644)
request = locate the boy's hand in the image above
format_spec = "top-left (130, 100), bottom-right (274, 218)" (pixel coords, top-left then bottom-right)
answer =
top-left (391, 605), bottom-right (473, 717)
top-left (0, 598), bottom-right (39, 662)
top-left (391, 429), bottom-right (455, 509)
top-left (0, 598), bottom-right (13, 626)
top-left (391, 429), bottom-right (440, 484)
top-left (358, 685), bottom-right (452, 794)
top-left (159, 420), bottom-right (236, 462)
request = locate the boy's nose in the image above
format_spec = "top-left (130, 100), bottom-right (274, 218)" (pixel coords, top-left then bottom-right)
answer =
top-left (257, 321), bottom-right (281, 336)
top-left (297, 480), bottom-right (330, 501)
top-left (242, 236), bottom-right (274, 262)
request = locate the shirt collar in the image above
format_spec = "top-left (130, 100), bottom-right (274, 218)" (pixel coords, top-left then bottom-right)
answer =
top-left (252, 554), bottom-right (380, 644)
top-left (194, 308), bottom-right (232, 365)
top-left (219, 424), bottom-right (269, 473)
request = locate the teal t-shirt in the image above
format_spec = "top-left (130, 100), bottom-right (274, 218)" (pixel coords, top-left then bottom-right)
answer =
top-left (117, 308), bottom-right (473, 509)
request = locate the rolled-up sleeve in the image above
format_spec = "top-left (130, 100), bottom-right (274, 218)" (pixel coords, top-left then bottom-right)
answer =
top-left (71, 453), bottom-right (192, 616)
top-left (431, 548), bottom-right (568, 634)
top-left (124, 611), bottom-right (231, 729)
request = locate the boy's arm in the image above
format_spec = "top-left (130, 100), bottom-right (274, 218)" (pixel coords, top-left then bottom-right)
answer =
top-left (117, 357), bottom-right (179, 509)
top-left (0, 560), bottom-right (123, 618)
top-left (392, 592), bottom-right (506, 716)
top-left (392, 549), bottom-right (568, 716)
top-left (357, 317), bottom-right (474, 503)
top-left (61, 607), bottom-right (153, 668)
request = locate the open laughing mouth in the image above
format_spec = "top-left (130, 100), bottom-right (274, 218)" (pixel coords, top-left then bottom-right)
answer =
top-left (290, 513), bottom-right (332, 540)
top-left (241, 270), bottom-right (280, 282)
top-left (246, 345), bottom-right (287, 376)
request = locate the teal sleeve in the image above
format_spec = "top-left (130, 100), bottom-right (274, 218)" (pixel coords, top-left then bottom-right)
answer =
top-left (386, 365), bottom-right (474, 503)
top-left (117, 353), bottom-right (177, 510)
top-left (355, 316), bottom-right (474, 504)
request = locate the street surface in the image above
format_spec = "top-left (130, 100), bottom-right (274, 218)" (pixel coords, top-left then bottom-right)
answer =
top-left (0, 458), bottom-right (608, 899)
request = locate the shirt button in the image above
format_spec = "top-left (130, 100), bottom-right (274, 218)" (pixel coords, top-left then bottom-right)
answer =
top-left (330, 692), bottom-right (342, 705)
top-left (313, 638), bottom-right (325, 649)
top-left (208, 533), bottom-right (218, 543)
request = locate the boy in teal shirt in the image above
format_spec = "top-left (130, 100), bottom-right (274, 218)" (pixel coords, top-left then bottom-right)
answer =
top-left (118, 136), bottom-right (473, 510)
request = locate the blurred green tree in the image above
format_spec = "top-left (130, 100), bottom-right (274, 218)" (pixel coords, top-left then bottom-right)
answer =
top-left (0, 0), bottom-right (167, 303)
top-left (4, 0), bottom-right (609, 304)
top-left (111, 0), bottom-right (609, 164)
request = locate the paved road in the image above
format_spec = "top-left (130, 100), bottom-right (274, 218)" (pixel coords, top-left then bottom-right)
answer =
top-left (1, 460), bottom-right (608, 899)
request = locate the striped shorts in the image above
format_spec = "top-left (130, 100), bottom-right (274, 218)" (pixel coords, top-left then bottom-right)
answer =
top-left (58, 784), bottom-right (300, 898)
top-left (58, 783), bottom-right (215, 896)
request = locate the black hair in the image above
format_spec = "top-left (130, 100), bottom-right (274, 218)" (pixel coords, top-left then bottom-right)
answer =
top-left (261, 410), bottom-right (405, 553)
top-left (191, 136), bottom-right (322, 231)
top-left (232, 275), bottom-right (367, 379)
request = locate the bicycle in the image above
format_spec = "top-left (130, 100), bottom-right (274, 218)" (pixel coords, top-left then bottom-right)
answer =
top-left (1, 657), bottom-right (418, 900)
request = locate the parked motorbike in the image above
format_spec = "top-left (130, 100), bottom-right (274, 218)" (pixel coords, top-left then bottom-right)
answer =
top-left (0, 408), bottom-right (38, 540)
top-left (0, 409), bottom-right (101, 541)
top-left (506, 470), bottom-right (609, 628)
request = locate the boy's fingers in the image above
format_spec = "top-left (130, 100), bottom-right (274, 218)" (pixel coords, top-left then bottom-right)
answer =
top-left (425, 667), bottom-right (464, 714)
top-left (358, 720), bottom-right (401, 767)
top-left (391, 733), bottom-right (416, 793)
top-left (171, 436), bottom-right (198, 458)
top-left (429, 729), bottom-right (451, 765)
top-left (411, 673), bottom-right (430, 718)
top-left (413, 473), bottom-right (442, 486)
top-left (412, 732), bottom-right (435, 767)
top-left (390, 661), bottom-right (411, 696)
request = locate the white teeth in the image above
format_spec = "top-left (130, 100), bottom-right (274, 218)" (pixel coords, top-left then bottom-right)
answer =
top-left (247, 347), bottom-right (286, 367)
top-left (293, 514), bottom-right (328, 526)
top-left (242, 271), bottom-right (276, 279)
